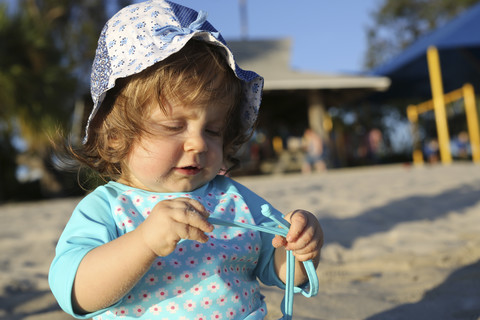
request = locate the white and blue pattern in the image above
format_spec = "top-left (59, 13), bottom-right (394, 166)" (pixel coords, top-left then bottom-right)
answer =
top-left (86, 0), bottom-right (263, 143)
top-left (94, 180), bottom-right (269, 319)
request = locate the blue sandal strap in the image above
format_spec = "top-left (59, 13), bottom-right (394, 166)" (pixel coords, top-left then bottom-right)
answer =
top-left (206, 204), bottom-right (319, 320)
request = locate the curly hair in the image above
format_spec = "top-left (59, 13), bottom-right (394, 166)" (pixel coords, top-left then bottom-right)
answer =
top-left (70, 40), bottom-right (254, 182)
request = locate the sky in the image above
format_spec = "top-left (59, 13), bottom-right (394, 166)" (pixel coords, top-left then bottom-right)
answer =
top-left (171, 0), bottom-right (381, 75)
top-left (4, 0), bottom-right (381, 74)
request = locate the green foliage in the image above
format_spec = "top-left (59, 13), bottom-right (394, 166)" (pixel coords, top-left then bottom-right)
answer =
top-left (364, 0), bottom-right (480, 69)
top-left (0, 0), bottom-right (115, 199)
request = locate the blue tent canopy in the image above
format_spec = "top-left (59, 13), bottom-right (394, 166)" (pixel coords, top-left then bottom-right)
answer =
top-left (371, 2), bottom-right (480, 99)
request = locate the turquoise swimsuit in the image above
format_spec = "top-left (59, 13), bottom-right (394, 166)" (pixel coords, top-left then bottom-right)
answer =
top-left (49, 176), bottom-right (294, 319)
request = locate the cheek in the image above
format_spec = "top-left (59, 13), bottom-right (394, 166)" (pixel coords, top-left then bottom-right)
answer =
top-left (125, 142), bottom-right (171, 171)
top-left (209, 139), bottom-right (224, 159)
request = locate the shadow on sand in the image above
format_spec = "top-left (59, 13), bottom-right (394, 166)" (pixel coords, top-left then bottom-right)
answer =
top-left (0, 291), bottom-right (64, 320)
top-left (366, 259), bottom-right (480, 320)
top-left (319, 183), bottom-right (480, 248)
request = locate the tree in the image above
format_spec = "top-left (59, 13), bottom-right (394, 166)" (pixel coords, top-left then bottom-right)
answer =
top-left (364, 0), bottom-right (480, 69)
top-left (0, 0), bottom-right (118, 200)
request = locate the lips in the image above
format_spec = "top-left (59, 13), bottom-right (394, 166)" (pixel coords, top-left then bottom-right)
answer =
top-left (176, 166), bottom-right (202, 176)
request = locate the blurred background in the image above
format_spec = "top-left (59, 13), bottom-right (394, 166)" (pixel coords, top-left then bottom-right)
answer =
top-left (1, 0), bottom-right (480, 201)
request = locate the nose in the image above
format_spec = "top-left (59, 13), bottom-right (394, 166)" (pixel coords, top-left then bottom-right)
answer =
top-left (184, 130), bottom-right (208, 153)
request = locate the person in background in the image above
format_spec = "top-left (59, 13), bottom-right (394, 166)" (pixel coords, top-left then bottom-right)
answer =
top-left (302, 128), bottom-right (326, 173)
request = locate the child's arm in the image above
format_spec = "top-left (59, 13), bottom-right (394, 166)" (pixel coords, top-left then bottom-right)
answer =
top-left (271, 210), bottom-right (323, 286)
top-left (71, 198), bottom-right (213, 314)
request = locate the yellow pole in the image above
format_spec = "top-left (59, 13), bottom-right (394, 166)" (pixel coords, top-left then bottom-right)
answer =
top-left (427, 46), bottom-right (452, 164)
top-left (407, 105), bottom-right (424, 165)
top-left (462, 83), bottom-right (480, 163)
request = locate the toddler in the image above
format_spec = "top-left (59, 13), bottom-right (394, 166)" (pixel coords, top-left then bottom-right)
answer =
top-left (49, 1), bottom-right (323, 319)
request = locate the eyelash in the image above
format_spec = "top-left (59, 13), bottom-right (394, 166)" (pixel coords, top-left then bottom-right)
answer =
top-left (206, 129), bottom-right (222, 137)
top-left (162, 125), bottom-right (222, 137)
top-left (163, 125), bottom-right (183, 132)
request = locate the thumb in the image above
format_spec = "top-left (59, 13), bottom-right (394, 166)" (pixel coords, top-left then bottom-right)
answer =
top-left (272, 235), bottom-right (287, 248)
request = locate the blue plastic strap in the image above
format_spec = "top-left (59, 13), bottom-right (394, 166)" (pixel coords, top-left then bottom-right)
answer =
top-left (206, 204), bottom-right (318, 320)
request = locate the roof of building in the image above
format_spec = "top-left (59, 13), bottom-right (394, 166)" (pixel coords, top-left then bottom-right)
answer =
top-left (228, 38), bottom-right (390, 92)
top-left (370, 2), bottom-right (480, 99)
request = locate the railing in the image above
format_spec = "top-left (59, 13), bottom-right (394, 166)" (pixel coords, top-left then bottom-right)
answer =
top-left (407, 83), bottom-right (480, 165)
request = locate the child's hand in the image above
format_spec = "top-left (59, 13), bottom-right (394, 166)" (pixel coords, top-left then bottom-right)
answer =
top-left (272, 210), bottom-right (323, 262)
top-left (136, 198), bottom-right (214, 257)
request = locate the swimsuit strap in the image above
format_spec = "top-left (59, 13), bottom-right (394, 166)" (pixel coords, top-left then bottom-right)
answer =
top-left (207, 204), bottom-right (319, 320)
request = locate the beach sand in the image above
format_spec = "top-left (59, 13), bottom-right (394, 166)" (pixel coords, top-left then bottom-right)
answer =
top-left (1, 163), bottom-right (479, 320)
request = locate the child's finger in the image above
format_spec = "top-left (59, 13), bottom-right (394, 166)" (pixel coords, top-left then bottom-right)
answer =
top-left (170, 220), bottom-right (211, 243)
top-left (292, 249), bottom-right (319, 262)
top-left (272, 234), bottom-right (287, 248)
top-left (178, 198), bottom-right (211, 219)
top-left (178, 206), bottom-right (214, 233)
top-left (173, 199), bottom-right (213, 232)
top-left (289, 237), bottom-right (319, 255)
top-left (163, 199), bottom-right (214, 232)
top-left (285, 210), bottom-right (308, 242)
top-left (285, 227), bottom-right (314, 251)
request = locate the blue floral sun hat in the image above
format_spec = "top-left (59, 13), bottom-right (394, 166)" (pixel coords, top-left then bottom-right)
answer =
top-left (85, 0), bottom-right (263, 143)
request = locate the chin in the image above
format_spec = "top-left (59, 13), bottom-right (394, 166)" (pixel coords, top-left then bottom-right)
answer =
top-left (173, 181), bottom-right (205, 193)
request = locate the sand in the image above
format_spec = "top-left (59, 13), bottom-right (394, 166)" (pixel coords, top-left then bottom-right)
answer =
top-left (1, 163), bottom-right (479, 320)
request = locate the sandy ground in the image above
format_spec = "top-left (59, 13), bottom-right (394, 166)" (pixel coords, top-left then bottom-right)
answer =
top-left (1, 163), bottom-right (479, 320)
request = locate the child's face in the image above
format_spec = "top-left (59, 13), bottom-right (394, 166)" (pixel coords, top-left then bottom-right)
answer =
top-left (118, 100), bottom-right (227, 193)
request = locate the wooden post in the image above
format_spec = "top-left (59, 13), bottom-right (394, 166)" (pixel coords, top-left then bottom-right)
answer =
top-left (462, 83), bottom-right (480, 163)
top-left (407, 105), bottom-right (424, 165)
top-left (427, 46), bottom-right (452, 164)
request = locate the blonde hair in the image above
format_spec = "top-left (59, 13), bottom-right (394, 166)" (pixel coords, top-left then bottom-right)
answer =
top-left (72, 40), bottom-right (249, 181)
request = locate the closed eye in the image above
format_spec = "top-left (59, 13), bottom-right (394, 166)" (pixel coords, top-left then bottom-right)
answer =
top-left (206, 129), bottom-right (222, 136)
top-left (159, 122), bottom-right (185, 133)
top-left (163, 125), bottom-right (183, 132)
top-left (205, 125), bottom-right (224, 137)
